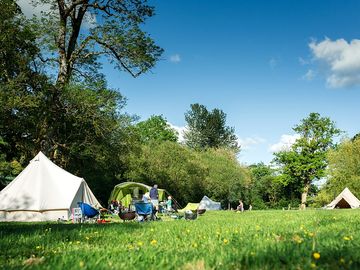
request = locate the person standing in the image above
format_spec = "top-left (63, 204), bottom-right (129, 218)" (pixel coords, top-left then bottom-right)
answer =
top-left (149, 184), bottom-right (159, 218)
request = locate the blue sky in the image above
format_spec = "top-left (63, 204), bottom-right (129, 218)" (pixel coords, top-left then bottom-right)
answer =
top-left (20, 0), bottom-right (360, 164)
top-left (102, 0), bottom-right (360, 164)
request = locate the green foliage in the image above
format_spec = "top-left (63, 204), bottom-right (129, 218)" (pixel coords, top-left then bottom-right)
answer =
top-left (273, 113), bottom-right (341, 207)
top-left (126, 141), bottom-right (206, 205)
top-left (315, 138), bottom-right (360, 206)
top-left (198, 148), bottom-right (251, 207)
top-left (126, 142), bottom-right (249, 207)
top-left (0, 0), bottom-right (38, 83)
top-left (1, 210), bottom-right (360, 269)
top-left (31, 0), bottom-right (163, 85)
top-left (136, 115), bottom-right (178, 143)
top-left (184, 103), bottom-right (239, 152)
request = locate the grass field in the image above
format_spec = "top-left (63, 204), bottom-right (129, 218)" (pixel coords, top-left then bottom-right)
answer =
top-left (1, 210), bottom-right (360, 270)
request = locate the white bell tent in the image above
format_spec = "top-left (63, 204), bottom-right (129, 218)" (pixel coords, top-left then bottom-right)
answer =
top-left (326, 187), bottom-right (360, 209)
top-left (199, 195), bottom-right (221, 210)
top-left (0, 152), bottom-right (101, 221)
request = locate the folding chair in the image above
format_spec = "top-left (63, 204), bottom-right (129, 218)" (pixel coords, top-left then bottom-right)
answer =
top-left (134, 202), bottom-right (154, 221)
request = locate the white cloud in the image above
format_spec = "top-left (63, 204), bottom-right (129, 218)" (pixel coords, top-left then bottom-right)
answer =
top-left (269, 134), bottom-right (300, 153)
top-left (237, 136), bottom-right (266, 150)
top-left (168, 123), bottom-right (187, 143)
top-left (302, 69), bottom-right (316, 81)
top-left (169, 54), bottom-right (181, 63)
top-left (298, 57), bottom-right (310, 66)
top-left (269, 57), bottom-right (277, 69)
top-left (309, 38), bottom-right (360, 88)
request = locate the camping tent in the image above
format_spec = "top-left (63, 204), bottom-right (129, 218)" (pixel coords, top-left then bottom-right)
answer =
top-left (0, 152), bottom-right (101, 221)
top-left (109, 182), bottom-right (166, 207)
top-left (326, 187), bottom-right (360, 209)
top-left (199, 196), bottom-right (221, 210)
top-left (178, 203), bottom-right (199, 212)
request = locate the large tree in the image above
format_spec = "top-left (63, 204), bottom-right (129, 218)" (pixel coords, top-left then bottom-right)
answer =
top-left (31, 0), bottom-right (163, 86)
top-left (273, 112), bottom-right (341, 209)
top-left (0, 0), bottom-right (50, 182)
top-left (184, 103), bottom-right (240, 152)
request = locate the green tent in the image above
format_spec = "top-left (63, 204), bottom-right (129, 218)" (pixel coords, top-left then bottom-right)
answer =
top-left (108, 182), bottom-right (166, 207)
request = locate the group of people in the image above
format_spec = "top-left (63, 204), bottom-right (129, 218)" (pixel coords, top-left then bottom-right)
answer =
top-left (142, 184), bottom-right (174, 219)
top-left (108, 200), bottom-right (125, 214)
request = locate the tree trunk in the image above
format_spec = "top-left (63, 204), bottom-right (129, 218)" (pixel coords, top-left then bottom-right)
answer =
top-left (300, 182), bottom-right (310, 210)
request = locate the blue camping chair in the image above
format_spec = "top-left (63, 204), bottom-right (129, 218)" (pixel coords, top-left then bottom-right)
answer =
top-left (78, 202), bottom-right (99, 221)
top-left (134, 202), bottom-right (154, 221)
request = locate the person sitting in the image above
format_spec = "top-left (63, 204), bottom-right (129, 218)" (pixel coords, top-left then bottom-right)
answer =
top-left (142, 192), bottom-right (150, 203)
top-left (236, 200), bottom-right (244, 212)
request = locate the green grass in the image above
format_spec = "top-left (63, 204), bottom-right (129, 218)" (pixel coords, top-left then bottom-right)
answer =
top-left (1, 210), bottom-right (360, 270)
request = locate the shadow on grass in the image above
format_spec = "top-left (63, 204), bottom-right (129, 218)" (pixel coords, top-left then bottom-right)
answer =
top-left (0, 220), bottom-right (146, 237)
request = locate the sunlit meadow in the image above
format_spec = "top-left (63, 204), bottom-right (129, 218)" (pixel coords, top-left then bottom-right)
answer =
top-left (1, 210), bottom-right (360, 269)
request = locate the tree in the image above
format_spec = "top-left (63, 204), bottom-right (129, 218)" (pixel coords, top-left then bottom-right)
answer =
top-left (136, 115), bottom-right (178, 143)
top-left (31, 0), bottom-right (163, 86)
top-left (0, 0), bottom-right (50, 180)
top-left (184, 103), bottom-right (240, 152)
top-left (198, 148), bottom-right (250, 209)
top-left (273, 113), bottom-right (341, 209)
top-left (126, 141), bottom-right (207, 205)
top-left (315, 137), bottom-right (360, 206)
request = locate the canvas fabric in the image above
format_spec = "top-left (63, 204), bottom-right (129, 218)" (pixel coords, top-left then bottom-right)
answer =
top-left (326, 187), bottom-right (360, 209)
top-left (0, 152), bottom-right (101, 221)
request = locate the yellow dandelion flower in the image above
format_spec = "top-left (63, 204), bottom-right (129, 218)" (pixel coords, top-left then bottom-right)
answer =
top-left (313, 252), bottom-right (320, 260)
top-left (150, 239), bottom-right (157, 245)
top-left (343, 236), bottom-right (351, 241)
top-left (223, 239), bottom-right (229, 245)
top-left (79, 261), bottom-right (85, 268)
top-left (292, 234), bottom-right (303, 244)
top-left (137, 241), bottom-right (143, 246)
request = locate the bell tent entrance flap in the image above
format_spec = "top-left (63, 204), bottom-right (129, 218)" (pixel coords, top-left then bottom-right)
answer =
top-left (326, 187), bottom-right (360, 209)
top-left (199, 195), bottom-right (221, 210)
top-left (0, 152), bottom-right (101, 221)
top-left (109, 182), bottom-right (165, 207)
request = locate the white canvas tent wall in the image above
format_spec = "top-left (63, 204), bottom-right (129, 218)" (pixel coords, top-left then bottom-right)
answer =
top-left (0, 152), bottom-right (101, 221)
top-left (199, 195), bottom-right (221, 210)
top-left (326, 187), bottom-right (360, 209)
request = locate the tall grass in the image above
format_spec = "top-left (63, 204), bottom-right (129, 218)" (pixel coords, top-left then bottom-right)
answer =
top-left (1, 210), bottom-right (359, 269)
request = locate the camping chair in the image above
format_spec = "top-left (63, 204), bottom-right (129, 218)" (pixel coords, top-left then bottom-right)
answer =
top-left (78, 202), bottom-right (99, 222)
top-left (134, 202), bottom-right (154, 221)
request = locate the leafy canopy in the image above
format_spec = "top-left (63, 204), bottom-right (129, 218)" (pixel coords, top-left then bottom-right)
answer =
top-left (184, 103), bottom-right (239, 152)
top-left (273, 112), bottom-right (341, 206)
